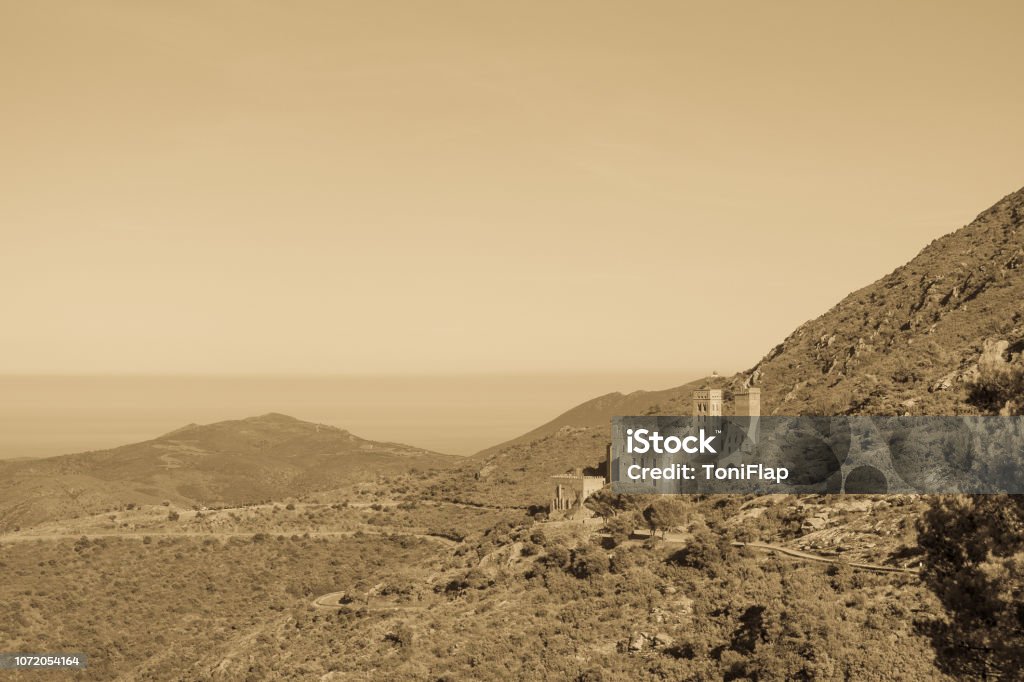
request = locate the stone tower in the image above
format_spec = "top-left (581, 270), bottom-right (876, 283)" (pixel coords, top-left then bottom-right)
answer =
top-left (734, 387), bottom-right (761, 417)
top-left (692, 389), bottom-right (723, 418)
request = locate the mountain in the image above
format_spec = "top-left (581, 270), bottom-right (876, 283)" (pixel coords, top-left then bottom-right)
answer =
top-left (431, 376), bottom-right (729, 508)
top-left (745, 186), bottom-right (1024, 416)
top-left (436, 186), bottom-right (1024, 507)
top-left (473, 376), bottom-right (725, 457)
top-left (0, 413), bottom-right (458, 530)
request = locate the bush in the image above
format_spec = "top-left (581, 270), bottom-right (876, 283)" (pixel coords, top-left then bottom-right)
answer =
top-left (918, 495), bottom-right (1024, 678)
top-left (386, 623), bottom-right (414, 648)
top-left (167, 510), bottom-right (180, 522)
top-left (967, 362), bottom-right (1024, 415)
top-left (521, 542), bottom-right (542, 557)
top-left (442, 568), bottom-right (492, 593)
top-left (543, 544), bottom-right (571, 568)
top-left (669, 529), bottom-right (735, 573)
top-left (427, 527), bottom-right (466, 542)
top-left (569, 545), bottom-right (610, 579)
top-left (643, 500), bottom-right (687, 537)
top-left (609, 549), bottom-right (637, 574)
top-left (604, 513), bottom-right (639, 546)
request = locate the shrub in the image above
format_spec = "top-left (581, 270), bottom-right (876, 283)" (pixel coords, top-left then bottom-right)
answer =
top-left (442, 568), bottom-right (492, 593)
top-left (386, 623), bottom-right (414, 648)
top-left (427, 527), bottom-right (466, 542)
top-left (521, 542), bottom-right (542, 557)
top-left (967, 362), bottom-right (1024, 415)
top-left (569, 545), bottom-right (610, 579)
top-left (669, 529), bottom-right (735, 573)
top-left (643, 500), bottom-right (687, 537)
top-left (918, 495), bottom-right (1024, 678)
top-left (543, 543), bottom-right (571, 568)
top-left (604, 513), bottom-right (638, 546)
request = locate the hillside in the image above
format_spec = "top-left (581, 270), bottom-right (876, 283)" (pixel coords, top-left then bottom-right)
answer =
top-left (473, 377), bottom-right (724, 458)
top-left (434, 187), bottom-right (1024, 509)
top-left (7, 189), bottom-right (1021, 679)
top-left (431, 377), bottom-right (729, 508)
top-left (745, 186), bottom-right (1024, 416)
top-left (0, 413), bottom-right (458, 530)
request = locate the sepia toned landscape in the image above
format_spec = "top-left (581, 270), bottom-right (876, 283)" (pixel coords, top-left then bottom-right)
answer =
top-left (2, 188), bottom-right (1023, 679)
top-left (4, 2), bottom-right (1024, 680)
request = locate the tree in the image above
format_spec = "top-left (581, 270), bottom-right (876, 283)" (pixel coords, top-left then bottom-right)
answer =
top-left (604, 512), bottom-right (639, 546)
top-left (922, 350), bottom-right (1024, 677)
top-left (584, 490), bottom-right (632, 518)
top-left (917, 495), bottom-right (1024, 679)
top-left (643, 499), bottom-right (687, 538)
top-left (669, 528), bottom-right (736, 574)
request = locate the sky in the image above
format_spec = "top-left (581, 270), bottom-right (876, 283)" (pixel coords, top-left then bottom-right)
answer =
top-left (2, 0), bottom-right (1023, 375)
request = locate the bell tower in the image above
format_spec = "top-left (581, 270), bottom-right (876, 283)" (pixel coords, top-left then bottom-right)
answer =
top-left (734, 387), bottom-right (761, 417)
top-left (692, 389), bottom-right (723, 418)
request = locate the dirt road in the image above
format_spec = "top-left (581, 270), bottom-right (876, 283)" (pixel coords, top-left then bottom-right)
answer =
top-left (0, 528), bottom-right (459, 546)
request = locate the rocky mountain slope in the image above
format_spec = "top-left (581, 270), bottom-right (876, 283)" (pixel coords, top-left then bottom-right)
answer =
top-left (746, 186), bottom-right (1024, 416)
top-left (0, 413), bottom-right (458, 530)
top-left (441, 186), bottom-right (1024, 507)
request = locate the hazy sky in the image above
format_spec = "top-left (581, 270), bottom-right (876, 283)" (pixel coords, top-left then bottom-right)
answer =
top-left (3, 1), bottom-right (1022, 375)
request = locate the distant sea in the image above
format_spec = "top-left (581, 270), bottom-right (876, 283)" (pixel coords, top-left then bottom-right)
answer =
top-left (0, 372), bottom-right (698, 459)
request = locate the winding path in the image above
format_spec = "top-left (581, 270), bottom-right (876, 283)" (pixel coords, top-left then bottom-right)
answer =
top-left (0, 528), bottom-right (459, 546)
top-left (732, 541), bottom-right (920, 575)
top-left (633, 529), bottom-right (920, 575)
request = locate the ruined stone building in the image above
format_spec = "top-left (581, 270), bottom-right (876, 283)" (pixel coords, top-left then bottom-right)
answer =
top-left (550, 387), bottom-right (763, 511)
top-left (692, 387), bottom-right (761, 419)
top-left (583, 386), bottom-right (764, 503)
top-left (550, 467), bottom-right (605, 512)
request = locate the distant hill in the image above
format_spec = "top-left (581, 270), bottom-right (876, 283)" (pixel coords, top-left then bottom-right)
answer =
top-left (436, 186), bottom-right (1024, 507)
top-left (0, 413), bottom-right (458, 530)
top-left (431, 376), bottom-right (729, 508)
top-left (472, 376), bottom-right (723, 457)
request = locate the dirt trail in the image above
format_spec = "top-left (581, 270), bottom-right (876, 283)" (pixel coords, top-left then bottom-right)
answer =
top-left (0, 528), bottom-right (459, 546)
top-left (634, 529), bottom-right (919, 575)
top-left (311, 591), bottom-right (430, 612)
top-left (733, 541), bottom-right (920, 574)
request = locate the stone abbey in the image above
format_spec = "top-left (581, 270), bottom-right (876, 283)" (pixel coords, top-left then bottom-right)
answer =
top-left (549, 387), bottom-right (761, 512)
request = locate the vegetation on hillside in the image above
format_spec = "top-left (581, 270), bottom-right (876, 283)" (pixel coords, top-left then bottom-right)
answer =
top-left (744, 187), bottom-right (1024, 418)
top-left (1, 493), bottom-right (949, 680)
top-left (5, 187), bottom-right (1024, 679)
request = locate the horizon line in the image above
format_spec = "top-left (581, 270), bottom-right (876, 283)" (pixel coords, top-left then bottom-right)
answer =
top-left (0, 369), bottom-right (725, 379)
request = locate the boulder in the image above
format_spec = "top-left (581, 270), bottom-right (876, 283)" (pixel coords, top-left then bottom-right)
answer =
top-left (653, 632), bottom-right (674, 648)
top-left (627, 632), bottom-right (648, 652)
